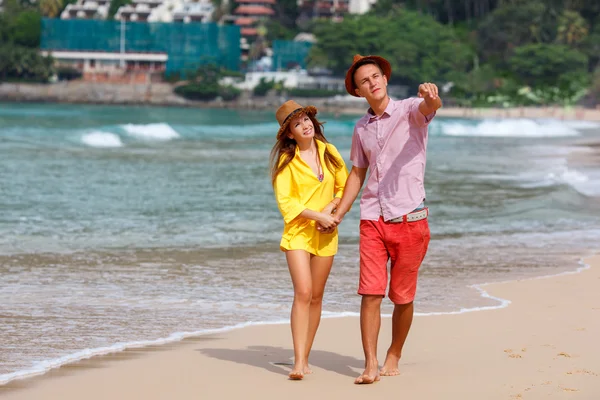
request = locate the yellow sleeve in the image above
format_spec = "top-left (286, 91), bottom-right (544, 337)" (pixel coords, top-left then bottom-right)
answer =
top-left (327, 144), bottom-right (349, 199)
top-left (274, 164), bottom-right (306, 224)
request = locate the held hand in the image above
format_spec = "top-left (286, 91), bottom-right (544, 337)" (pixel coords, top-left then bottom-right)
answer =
top-left (418, 82), bottom-right (439, 106)
top-left (317, 224), bottom-right (336, 234)
top-left (333, 211), bottom-right (345, 226)
top-left (318, 212), bottom-right (337, 230)
top-left (318, 213), bottom-right (337, 233)
top-left (321, 203), bottom-right (336, 216)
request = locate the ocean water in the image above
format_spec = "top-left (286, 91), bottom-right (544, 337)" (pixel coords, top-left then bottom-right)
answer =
top-left (1, 102), bottom-right (599, 384)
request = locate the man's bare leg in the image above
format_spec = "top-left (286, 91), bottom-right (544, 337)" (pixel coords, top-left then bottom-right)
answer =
top-left (355, 295), bottom-right (382, 384)
top-left (380, 301), bottom-right (414, 376)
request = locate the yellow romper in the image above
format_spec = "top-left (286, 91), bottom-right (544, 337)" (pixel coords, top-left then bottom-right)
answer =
top-left (274, 140), bottom-right (349, 256)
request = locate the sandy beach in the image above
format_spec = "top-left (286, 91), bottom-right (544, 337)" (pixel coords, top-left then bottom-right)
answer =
top-left (2, 255), bottom-right (598, 400)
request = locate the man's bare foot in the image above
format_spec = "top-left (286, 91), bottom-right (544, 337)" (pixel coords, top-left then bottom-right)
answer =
top-left (354, 363), bottom-right (380, 384)
top-left (380, 353), bottom-right (401, 376)
top-left (288, 369), bottom-right (304, 380)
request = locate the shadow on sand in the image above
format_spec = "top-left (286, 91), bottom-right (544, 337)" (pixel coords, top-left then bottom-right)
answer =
top-left (199, 345), bottom-right (364, 378)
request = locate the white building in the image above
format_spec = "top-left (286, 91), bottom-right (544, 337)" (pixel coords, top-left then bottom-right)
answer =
top-left (115, 0), bottom-right (214, 23)
top-left (61, 0), bottom-right (112, 19)
top-left (114, 0), bottom-right (163, 22)
top-left (172, 1), bottom-right (214, 23)
top-left (59, 0), bottom-right (215, 23)
top-left (348, 0), bottom-right (376, 14)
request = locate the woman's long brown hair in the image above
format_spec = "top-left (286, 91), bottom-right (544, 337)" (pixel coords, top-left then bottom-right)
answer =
top-left (270, 112), bottom-right (342, 186)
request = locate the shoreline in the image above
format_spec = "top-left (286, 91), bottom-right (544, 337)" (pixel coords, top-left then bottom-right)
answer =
top-left (1, 252), bottom-right (597, 394)
top-left (2, 82), bottom-right (600, 121)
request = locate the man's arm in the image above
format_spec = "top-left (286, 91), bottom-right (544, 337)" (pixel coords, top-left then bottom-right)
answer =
top-left (333, 166), bottom-right (368, 224)
top-left (417, 82), bottom-right (442, 116)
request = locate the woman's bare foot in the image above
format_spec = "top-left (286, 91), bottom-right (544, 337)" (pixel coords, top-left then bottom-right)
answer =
top-left (288, 369), bottom-right (304, 380)
top-left (303, 364), bottom-right (313, 374)
top-left (289, 363), bottom-right (305, 380)
top-left (380, 353), bottom-right (401, 376)
top-left (354, 362), bottom-right (380, 384)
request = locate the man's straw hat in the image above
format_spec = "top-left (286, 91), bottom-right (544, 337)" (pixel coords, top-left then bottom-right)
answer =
top-left (345, 54), bottom-right (392, 97)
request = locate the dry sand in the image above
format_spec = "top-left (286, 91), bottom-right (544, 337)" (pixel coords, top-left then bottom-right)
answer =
top-left (2, 256), bottom-right (599, 400)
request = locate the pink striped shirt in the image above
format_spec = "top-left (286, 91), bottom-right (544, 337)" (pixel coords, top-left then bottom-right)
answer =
top-left (350, 98), bottom-right (435, 221)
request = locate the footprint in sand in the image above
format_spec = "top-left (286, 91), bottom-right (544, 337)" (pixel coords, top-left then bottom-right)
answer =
top-left (560, 387), bottom-right (579, 392)
top-left (566, 369), bottom-right (598, 376)
top-left (504, 349), bottom-right (525, 358)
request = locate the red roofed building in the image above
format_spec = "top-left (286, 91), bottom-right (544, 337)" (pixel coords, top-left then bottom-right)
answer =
top-left (234, 5), bottom-right (275, 16)
top-left (229, 0), bottom-right (276, 61)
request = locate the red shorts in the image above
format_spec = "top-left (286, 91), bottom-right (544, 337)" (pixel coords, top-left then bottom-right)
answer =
top-left (358, 216), bottom-right (430, 304)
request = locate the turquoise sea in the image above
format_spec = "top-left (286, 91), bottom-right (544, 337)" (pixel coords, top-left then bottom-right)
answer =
top-left (1, 102), bottom-right (599, 383)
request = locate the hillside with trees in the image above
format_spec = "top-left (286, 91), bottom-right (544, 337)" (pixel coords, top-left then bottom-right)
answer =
top-left (274, 0), bottom-right (600, 107)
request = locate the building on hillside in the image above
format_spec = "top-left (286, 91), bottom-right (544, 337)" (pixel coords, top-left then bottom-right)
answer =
top-left (297, 0), bottom-right (348, 21)
top-left (41, 19), bottom-right (240, 83)
top-left (348, 0), bottom-right (376, 14)
top-left (227, 0), bottom-right (275, 61)
top-left (61, 0), bottom-right (112, 20)
top-left (114, 0), bottom-right (163, 22)
top-left (171, 2), bottom-right (214, 23)
top-left (114, 0), bottom-right (215, 23)
top-left (297, 0), bottom-right (375, 20)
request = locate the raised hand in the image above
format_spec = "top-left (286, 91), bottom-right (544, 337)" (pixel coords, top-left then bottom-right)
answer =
top-left (418, 82), bottom-right (439, 106)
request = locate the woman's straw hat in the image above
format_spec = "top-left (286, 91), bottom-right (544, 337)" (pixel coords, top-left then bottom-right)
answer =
top-left (275, 100), bottom-right (318, 139)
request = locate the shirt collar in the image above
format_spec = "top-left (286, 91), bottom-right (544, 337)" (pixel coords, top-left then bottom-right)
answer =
top-left (366, 98), bottom-right (396, 126)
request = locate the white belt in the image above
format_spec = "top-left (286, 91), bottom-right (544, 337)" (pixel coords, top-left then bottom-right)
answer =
top-left (388, 208), bottom-right (428, 223)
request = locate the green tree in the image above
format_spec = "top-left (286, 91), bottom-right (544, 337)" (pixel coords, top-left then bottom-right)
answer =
top-left (509, 43), bottom-right (589, 102)
top-left (0, 45), bottom-right (54, 82)
top-left (309, 9), bottom-right (473, 88)
top-left (274, 0), bottom-right (298, 29)
top-left (108, 0), bottom-right (131, 19)
top-left (265, 20), bottom-right (296, 42)
top-left (582, 22), bottom-right (600, 71)
top-left (477, 1), bottom-right (555, 63)
top-left (12, 10), bottom-right (42, 47)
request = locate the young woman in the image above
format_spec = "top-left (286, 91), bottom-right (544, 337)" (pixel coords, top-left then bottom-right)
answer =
top-left (270, 100), bottom-right (348, 380)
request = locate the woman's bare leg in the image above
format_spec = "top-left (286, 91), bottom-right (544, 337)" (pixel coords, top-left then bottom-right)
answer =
top-left (303, 255), bottom-right (334, 373)
top-left (286, 250), bottom-right (312, 380)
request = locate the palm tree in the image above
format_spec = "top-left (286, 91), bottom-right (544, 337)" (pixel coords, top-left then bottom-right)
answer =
top-left (557, 10), bottom-right (589, 46)
top-left (39, 0), bottom-right (64, 18)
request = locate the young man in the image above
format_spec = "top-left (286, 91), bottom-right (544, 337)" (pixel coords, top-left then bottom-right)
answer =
top-left (333, 54), bottom-right (442, 384)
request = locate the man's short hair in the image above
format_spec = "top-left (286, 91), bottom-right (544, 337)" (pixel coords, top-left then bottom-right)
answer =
top-left (352, 60), bottom-right (385, 87)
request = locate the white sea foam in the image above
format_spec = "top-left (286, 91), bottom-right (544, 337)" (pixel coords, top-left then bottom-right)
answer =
top-left (562, 120), bottom-right (600, 130)
top-left (477, 164), bottom-right (592, 195)
top-left (121, 123), bottom-right (180, 140)
top-left (81, 132), bottom-right (123, 148)
top-left (441, 119), bottom-right (580, 138)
